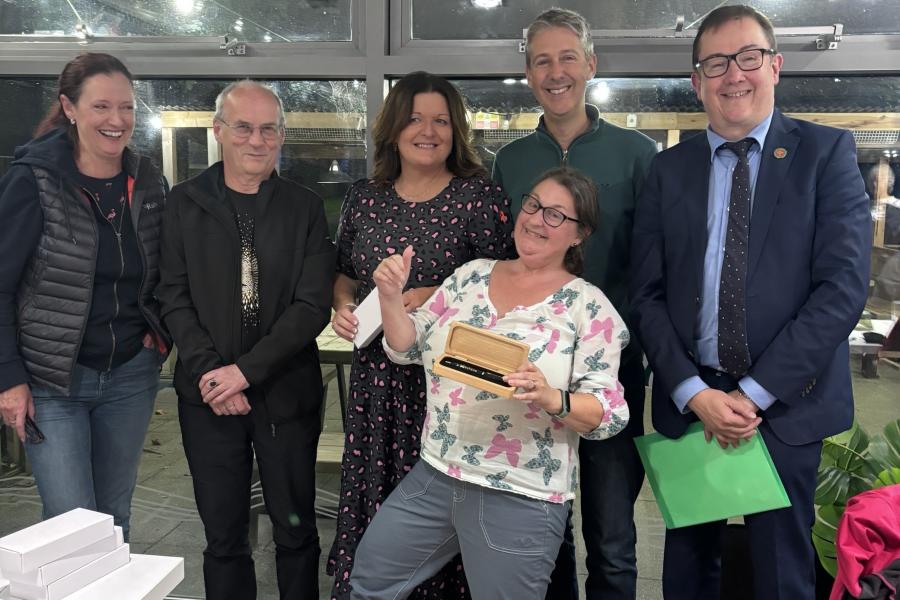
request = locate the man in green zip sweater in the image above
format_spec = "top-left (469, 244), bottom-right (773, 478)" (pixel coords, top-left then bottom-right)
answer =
top-left (492, 8), bottom-right (657, 600)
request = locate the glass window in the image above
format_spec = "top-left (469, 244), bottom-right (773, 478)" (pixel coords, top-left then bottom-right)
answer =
top-left (2, 0), bottom-right (352, 42)
top-left (0, 78), bottom-right (366, 235)
top-left (452, 75), bottom-right (900, 317)
top-left (412, 0), bottom-right (900, 40)
top-left (451, 78), bottom-right (700, 171)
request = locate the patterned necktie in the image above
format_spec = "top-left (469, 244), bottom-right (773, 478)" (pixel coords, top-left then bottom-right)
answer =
top-left (718, 138), bottom-right (754, 377)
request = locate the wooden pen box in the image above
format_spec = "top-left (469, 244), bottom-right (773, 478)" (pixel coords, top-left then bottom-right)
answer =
top-left (432, 322), bottom-right (529, 398)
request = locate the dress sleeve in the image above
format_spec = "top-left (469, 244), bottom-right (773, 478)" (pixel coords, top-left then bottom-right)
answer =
top-left (570, 284), bottom-right (631, 440)
top-left (336, 181), bottom-right (361, 280)
top-left (467, 178), bottom-right (515, 260)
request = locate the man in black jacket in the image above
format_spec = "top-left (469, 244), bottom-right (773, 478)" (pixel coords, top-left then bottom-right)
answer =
top-left (157, 80), bottom-right (335, 599)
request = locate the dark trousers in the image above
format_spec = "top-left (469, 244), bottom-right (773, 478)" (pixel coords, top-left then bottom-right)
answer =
top-left (179, 397), bottom-right (321, 600)
top-left (661, 369), bottom-right (822, 600)
top-left (546, 355), bottom-right (646, 600)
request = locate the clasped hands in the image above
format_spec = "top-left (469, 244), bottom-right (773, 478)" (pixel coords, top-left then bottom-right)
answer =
top-left (199, 364), bottom-right (250, 416)
top-left (688, 388), bottom-right (762, 449)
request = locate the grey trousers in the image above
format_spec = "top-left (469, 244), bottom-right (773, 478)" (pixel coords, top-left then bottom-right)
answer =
top-left (350, 460), bottom-right (569, 600)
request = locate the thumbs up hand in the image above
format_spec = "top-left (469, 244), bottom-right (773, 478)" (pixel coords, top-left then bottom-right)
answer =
top-left (373, 246), bottom-right (415, 302)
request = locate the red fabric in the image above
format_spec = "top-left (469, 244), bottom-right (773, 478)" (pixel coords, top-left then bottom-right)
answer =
top-left (831, 484), bottom-right (900, 600)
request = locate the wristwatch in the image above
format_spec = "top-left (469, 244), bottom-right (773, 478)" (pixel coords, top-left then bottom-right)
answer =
top-left (550, 389), bottom-right (571, 419)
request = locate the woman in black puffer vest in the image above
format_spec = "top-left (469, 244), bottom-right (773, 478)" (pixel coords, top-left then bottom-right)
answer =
top-left (0, 53), bottom-right (170, 540)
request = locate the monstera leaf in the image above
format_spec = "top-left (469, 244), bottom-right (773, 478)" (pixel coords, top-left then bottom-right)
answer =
top-left (874, 467), bottom-right (900, 488)
top-left (811, 503), bottom-right (844, 578)
top-left (819, 421), bottom-right (869, 470)
top-left (815, 421), bottom-right (878, 506)
top-left (813, 418), bottom-right (900, 576)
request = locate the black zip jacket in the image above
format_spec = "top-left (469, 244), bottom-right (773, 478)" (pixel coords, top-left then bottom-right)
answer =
top-left (157, 162), bottom-right (336, 423)
top-left (0, 128), bottom-right (170, 393)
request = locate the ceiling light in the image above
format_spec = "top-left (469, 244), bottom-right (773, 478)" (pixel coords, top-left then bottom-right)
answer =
top-left (471, 0), bottom-right (502, 8)
top-left (318, 160), bottom-right (353, 184)
top-left (173, 0), bottom-right (194, 15)
top-left (590, 81), bottom-right (610, 104)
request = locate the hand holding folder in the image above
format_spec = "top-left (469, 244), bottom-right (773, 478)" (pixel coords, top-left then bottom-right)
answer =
top-left (634, 421), bottom-right (791, 529)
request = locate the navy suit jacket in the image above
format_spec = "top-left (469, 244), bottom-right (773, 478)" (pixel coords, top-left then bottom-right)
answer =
top-left (630, 110), bottom-right (871, 446)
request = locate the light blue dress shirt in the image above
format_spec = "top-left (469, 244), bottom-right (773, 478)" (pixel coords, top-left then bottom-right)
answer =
top-left (671, 113), bottom-right (778, 413)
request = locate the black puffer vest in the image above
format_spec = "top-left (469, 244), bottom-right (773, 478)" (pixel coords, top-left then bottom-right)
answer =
top-left (16, 146), bottom-right (169, 393)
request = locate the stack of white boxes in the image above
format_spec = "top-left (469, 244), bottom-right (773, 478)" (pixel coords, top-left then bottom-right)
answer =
top-left (0, 509), bottom-right (183, 600)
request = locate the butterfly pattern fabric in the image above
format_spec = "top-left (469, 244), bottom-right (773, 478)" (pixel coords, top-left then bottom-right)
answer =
top-left (384, 259), bottom-right (630, 504)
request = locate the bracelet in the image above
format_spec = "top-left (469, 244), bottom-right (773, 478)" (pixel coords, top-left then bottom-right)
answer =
top-left (549, 389), bottom-right (571, 419)
top-left (736, 385), bottom-right (751, 401)
top-left (344, 303), bottom-right (358, 311)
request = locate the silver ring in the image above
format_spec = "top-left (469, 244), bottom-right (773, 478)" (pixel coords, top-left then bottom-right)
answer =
top-left (208, 379), bottom-right (218, 388)
top-left (530, 380), bottom-right (536, 390)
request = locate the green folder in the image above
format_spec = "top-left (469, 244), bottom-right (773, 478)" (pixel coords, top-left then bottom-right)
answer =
top-left (634, 421), bottom-right (791, 529)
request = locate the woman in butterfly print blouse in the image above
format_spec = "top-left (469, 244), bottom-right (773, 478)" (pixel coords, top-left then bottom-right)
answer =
top-left (350, 168), bottom-right (630, 598)
top-left (327, 72), bottom-right (514, 600)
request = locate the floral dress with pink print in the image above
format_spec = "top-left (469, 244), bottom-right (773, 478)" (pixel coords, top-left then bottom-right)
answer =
top-left (384, 258), bottom-right (630, 503)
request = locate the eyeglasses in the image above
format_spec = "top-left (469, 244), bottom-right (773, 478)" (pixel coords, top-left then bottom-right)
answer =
top-left (216, 118), bottom-right (283, 141)
top-left (694, 48), bottom-right (777, 78)
top-left (520, 194), bottom-right (580, 228)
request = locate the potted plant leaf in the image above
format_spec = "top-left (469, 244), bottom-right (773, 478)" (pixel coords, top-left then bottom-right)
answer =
top-left (813, 418), bottom-right (900, 578)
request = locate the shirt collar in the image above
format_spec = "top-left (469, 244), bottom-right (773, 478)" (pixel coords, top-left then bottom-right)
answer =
top-left (706, 112), bottom-right (774, 163)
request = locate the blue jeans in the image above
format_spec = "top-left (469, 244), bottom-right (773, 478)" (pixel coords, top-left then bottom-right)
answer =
top-left (24, 346), bottom-right (159, 540)
top-left (351, 460), bottom-right (569, 600)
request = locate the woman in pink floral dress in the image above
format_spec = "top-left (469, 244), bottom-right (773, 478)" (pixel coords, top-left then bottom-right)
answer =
top-left (327, 72), bottom-right (514, 599)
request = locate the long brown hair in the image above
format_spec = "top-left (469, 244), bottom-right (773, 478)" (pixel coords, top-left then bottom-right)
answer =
top-left (34, 53), bottom-right (134, 141)
top-left (371, 71), bottom-right (485, 184)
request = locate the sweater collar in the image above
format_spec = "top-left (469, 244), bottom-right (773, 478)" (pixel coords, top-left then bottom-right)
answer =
top-left (536, 103), bottom-right (602, 141)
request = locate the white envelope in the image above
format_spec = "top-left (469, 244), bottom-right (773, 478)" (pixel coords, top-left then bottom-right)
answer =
top-left (353, 288), bottom-right (383, 348)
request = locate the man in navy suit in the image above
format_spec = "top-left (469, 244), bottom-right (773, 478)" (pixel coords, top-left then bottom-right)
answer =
top-left (630, 5), bottom-right (871, 599)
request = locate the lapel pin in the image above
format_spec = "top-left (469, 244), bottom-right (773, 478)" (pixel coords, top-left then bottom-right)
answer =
top-left (773, 147), bottom-right (787, 159)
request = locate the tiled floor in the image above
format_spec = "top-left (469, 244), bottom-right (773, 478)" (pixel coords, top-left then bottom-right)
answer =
top-left (1, 357), bottom-right (896, 599)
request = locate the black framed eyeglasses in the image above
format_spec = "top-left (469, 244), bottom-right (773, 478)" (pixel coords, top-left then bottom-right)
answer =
top-left (520, 194), bottom-right (580, 228)
top-left (215, 118), bottom-right (283, 141)
top-left (694, 48), bottom-right (777, 78)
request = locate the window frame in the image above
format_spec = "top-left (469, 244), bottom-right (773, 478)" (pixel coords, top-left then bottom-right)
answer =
top-left (0, 0), bottom-right (898, 174)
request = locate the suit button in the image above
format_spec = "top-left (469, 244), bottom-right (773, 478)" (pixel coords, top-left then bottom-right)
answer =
top-left (695, 296), bottom-right (701, 305)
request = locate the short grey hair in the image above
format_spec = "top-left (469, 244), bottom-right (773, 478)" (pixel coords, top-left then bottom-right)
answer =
top-left (214, 79), bottom-right (285, 127)
top-left (525, 7), bottom-right (595, 67)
